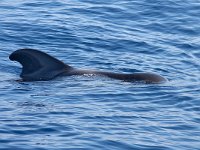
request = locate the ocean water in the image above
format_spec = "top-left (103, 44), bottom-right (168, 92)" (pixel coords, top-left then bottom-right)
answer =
top-left (0, 0), bottom-right (200, 149)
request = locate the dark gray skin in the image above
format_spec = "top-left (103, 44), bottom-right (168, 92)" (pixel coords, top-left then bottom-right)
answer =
top-left (9, 49), bottom-right (167, 83)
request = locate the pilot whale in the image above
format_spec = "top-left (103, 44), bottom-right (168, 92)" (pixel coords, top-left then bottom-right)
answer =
top-left (9, 48), bottom-right (167, 83)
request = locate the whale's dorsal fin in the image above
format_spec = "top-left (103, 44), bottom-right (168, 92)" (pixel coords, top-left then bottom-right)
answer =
top-left (9, 48), bottom-right (72, 81)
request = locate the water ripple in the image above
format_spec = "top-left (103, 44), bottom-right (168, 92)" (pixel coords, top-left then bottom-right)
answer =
top-left (0, 0), bottom-right (200, 150)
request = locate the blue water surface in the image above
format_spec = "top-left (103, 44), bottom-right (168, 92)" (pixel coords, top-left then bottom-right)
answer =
top-left (0, 0), bottom-right (200, 149)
